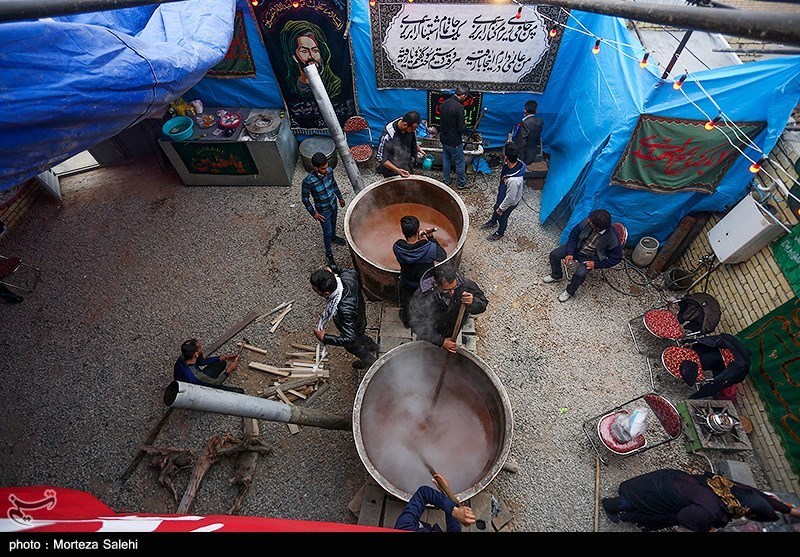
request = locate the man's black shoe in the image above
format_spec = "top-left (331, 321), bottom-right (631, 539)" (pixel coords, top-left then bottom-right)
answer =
top-left (352, 359), bottom-right (369, 370)
top-left (457, 183), bottom-right (471, 190)
top-left (479, 221), bottom-right (495, 231)
top-left (332, 236), bottom-right (347, 246)
top-left (326, 258), bottom-right (342, 275)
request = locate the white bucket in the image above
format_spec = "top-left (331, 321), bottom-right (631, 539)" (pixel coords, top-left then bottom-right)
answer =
top-left (632, 236), bottom-right (660, 267)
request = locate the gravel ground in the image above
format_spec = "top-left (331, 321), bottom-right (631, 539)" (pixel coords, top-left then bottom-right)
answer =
top-left (0, 151), bottom-right (770, 533)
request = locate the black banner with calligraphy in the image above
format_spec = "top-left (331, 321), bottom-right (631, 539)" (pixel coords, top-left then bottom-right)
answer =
top-left (370, 0), bottom-right (567, 92)
top-left (207, 10), bottom-right (257, 78)
top-left (611, 114), bottom-right (767, 195)
top-left (172, 142), bottom-right (258, 176)
top-left (427, 90), bottom-right (484, 129)
top-left (251, 0), bottom-right (356, 132)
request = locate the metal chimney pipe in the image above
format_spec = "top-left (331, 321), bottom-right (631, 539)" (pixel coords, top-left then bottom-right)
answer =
top-left (164, 381), bottom-right (351, 431)
top-left (304, 63), bottom-right (366, 194)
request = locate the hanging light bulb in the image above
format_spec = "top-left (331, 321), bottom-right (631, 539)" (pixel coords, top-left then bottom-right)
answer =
top-left (291, 0), bottom-right (299, 7)
top-left (592, 40), bottom-right (601, 55)
top-left (549, 26), bottom-right (558, 38)
top-left (515, 7), bottom-right (522, 19)
top-left (369, 0), bottom-right (376, 5)
top-left (251, 0), bottom-right (259, 5)
top-left (673, 74), bottom-right (687, 90)
top-left (639, 53), bottom-right (649, 68)
top-left (704, 115), bottom-right (722, 131)
top-left (749, 157), bottom-right (766, 173)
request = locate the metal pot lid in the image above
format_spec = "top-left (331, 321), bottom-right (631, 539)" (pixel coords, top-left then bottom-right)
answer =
top-left (706, 412), bottom-right (736, 433)
top-left (245, 110), bottom-right (281, 136)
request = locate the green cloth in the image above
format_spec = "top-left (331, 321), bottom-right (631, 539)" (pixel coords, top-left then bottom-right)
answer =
top-left (773, 225), bottom-right (800, 297)
top-left (737, 297), bottom-right (800, 476)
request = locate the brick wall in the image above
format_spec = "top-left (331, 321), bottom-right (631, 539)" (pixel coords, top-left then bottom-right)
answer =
top-left (673, 136), bottom-right (800, 495)
top-left (0, 179), bottom-right (41, 233)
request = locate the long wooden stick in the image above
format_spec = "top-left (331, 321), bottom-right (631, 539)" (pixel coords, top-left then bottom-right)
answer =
top-left (430, 302), bottom-right (467, 407)
top-left (120, 408), bottom-right (174, 481)
top-left (594, 455), bottom-right (601, 532)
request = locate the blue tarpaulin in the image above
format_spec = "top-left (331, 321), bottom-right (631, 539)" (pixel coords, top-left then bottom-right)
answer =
top-left (0, 0), bottom-right (236, 192)
top-left (2, 3), bottom-right (800, 246)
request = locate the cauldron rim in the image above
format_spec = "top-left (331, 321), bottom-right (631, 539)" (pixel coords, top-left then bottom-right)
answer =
top-left (352, 340), bottom-right (514, 503)
top-left (343, 175), bottom-right (470, 273)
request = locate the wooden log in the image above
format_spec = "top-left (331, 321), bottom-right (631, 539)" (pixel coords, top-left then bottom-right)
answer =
top-left (177, 433), bottom-right (232, 514)
top-left (301, 382), bottom-right (330, 406)
top-left (248, 362), bottom-right (290, 377)
top-left (120, 408), bottom-right (175, 481)
top-left (227, 418), bottom-right (266, 515)
top-left (289, 370), bottom-right (329, 379)
top-left (275, 388), bottom-right (301, 435)
top-left (287, 389), bottom-right (307, 400)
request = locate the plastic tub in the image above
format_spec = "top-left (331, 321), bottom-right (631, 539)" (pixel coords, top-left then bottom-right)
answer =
top-left (162, 116), bottom-right (194, 141)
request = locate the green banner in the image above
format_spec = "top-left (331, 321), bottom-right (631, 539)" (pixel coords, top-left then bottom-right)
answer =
top-left (172, 142), bottom-right (257, 176)
top-left (773, 224), bottom-right (800, 297)
top-left (611, 115), bottom-right (766, 194)
top-left (207, 10), bottom-right (256, 78)
top-left (737, 297), bottom-right (800, 476)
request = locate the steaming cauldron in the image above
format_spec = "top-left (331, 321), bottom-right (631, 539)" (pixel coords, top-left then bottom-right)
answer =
top-left (344, 176), bottom-right (469, 303)
top-left (353, 341), bottom-right (513, 502)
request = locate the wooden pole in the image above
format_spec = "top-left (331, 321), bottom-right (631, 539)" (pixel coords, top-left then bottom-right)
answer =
top-left (594, 455), bottom-right (601, 532)
top-left (430, 302), bottom-right (467, 408)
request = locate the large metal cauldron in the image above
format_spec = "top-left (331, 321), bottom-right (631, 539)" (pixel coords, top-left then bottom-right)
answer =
top-left (344, 176), bottom-right (469, 302)
top-left (352, 341), bottom-right (513, 502)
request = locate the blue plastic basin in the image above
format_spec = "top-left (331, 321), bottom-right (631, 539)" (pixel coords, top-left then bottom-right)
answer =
top-left (162, 116), bottom-right (194, 141)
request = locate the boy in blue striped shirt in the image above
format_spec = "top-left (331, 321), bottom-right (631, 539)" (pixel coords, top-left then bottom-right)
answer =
top-left (302, 152), bottom-right (346, 269)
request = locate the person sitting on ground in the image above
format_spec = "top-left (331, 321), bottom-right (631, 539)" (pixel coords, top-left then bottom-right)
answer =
top-left (376, 110), bottom-right (426, 178)
top-left (480, 142), bottom-right (525, 242)
top-left (394, 473), bottom-right (477, 532)
top-left (310, 266), bottom-right (379, 370)
top-left (542, 208), bottom-right (622, 302)
top-left (173, 338), bottom-right (239, 388)
top-left (301, 151), bottom-right (347, 271)
top-left (409, 263), bottom-right (488, 353)
top-left (393, 215), bottom-right (447, 328)
top-left (603, 468), bottom-right (800, 532)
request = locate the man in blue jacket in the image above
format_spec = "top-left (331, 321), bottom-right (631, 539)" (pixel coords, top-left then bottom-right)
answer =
top-left (542, 209), bottom-right (622, 302)
top-left (173, 338), bottom-right (240, 388)
top-left (393, 215), bottom-right (447, 328)
top-left (394, 474), bottom-right (476, 532)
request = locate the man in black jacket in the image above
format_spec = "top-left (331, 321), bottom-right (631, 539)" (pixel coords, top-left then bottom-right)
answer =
top-left (376, 111), bottom-right (426, 178)
top-left (409, 263), bottom-right (488, 353)
top-left (311, 266), bottom-right (379, 370)
top-left (512, 100), bottom-right (544, 168)
top-left (439, 85), bottom-right (470, 190)
top-left (393, 215), bottom-right (447, 328)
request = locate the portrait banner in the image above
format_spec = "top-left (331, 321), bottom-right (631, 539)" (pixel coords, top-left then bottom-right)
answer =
top-left (370, 0), bottom-right (567, 92)
top-left (738, 297), bottom-right (800, 476)
top-left (773, 224), bottom-right (800, 297)
top-left (611, 115), bottom-right (766, 194)
top-left (427, 90), bottom-right (484, 129)
top-left (252, 0), bottom-right (356, 132)
top-left (207, 10), bottom-right (257, 78)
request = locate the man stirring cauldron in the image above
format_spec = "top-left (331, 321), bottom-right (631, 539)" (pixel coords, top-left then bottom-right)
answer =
top-left (409, 263), bottom-right (488, 353)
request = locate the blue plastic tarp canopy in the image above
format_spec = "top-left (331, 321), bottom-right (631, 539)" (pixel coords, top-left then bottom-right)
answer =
top-left (0, 0), bottom-right (237, 192)
top-left (538, 13), bottom-right (800, 245)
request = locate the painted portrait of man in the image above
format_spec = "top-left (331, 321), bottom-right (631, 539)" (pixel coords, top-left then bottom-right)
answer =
top-left (281, 20), bottom-right (342, 98)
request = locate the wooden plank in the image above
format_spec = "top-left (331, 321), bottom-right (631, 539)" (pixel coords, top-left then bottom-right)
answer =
top-left (239, 342), bottom-right (269, 355)
top-left (463, 491), bottom-right (493, 532)
top-left (275, 388), bottom-right (301, 435)
top-left (269, 305), bottom-right (293, 333)
top-left (491, 496), bottom-right (513, 531)
top-left (248, 362), bottom-right (290, 377)
top-left (357, 480), bottom-right (386, 526)
top-left (120, 408), bottom-right (174, 481)
top-left (254, 300), bottom-right (294, 324)
top-left (348, 484), bottom-right (365, 517)
top-left (286, 389), bottom-right (307, 399)
top-left (206, 310), bottom-right (261, 355)
top-left (382, 497), bottom-right (406, 529)
top-left (291, 343), bottom-right (316, 351)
